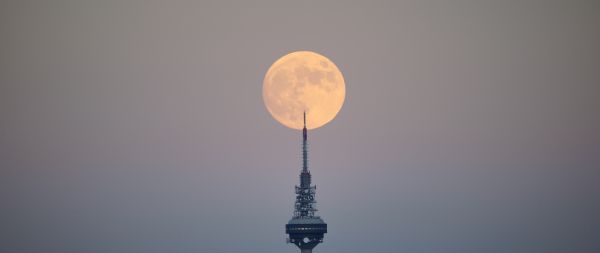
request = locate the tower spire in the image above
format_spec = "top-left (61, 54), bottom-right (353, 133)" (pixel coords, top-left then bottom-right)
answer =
top-left (303, 111), bottom-right (307, 141)
top-left (304, 111), bottom-right (306, 128)
top-left (302, 111), bottom-right (308, 172)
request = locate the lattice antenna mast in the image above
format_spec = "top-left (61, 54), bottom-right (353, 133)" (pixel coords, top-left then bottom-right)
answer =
top-left (294, 111), bottom-right (318, 218)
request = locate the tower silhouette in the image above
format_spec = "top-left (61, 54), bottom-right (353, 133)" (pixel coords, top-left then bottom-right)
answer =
top-left (285, 112), bottom-right (327, 253)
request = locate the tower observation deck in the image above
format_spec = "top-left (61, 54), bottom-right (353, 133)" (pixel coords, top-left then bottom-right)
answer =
top-left (286, 112), bottom-right (327, 253)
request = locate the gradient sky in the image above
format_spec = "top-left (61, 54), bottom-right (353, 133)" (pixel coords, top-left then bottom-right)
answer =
top-left (1, 1), bottom-right (599, 252)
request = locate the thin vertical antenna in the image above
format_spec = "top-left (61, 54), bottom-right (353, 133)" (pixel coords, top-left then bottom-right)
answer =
top-left (303, 111), bottom-right (307, 141)
top-left (302, 111), bottom-right (308, 172)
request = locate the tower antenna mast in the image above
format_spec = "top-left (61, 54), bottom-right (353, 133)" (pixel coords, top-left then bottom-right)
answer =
top-left (286, 111), bottom-right (327, 253)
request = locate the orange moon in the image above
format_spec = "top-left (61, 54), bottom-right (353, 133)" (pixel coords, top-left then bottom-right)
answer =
top-left (263, 51), bottom-right (345, 130)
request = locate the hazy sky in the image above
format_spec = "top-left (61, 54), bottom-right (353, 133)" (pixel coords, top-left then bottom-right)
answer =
top-left (1, 1), bottom-right (599, 252)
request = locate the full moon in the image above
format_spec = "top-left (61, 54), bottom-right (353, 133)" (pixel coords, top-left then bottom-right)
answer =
top-left (263, 51), bottom-right (345, 130)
